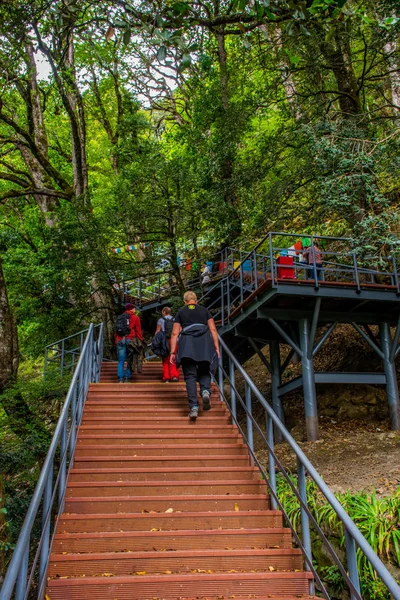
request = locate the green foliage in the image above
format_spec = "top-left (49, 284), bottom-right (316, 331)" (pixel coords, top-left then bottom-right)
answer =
top-left (276, 477), bottom-right (400, 599)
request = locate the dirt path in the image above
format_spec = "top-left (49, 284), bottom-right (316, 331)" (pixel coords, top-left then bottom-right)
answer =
top-left (256, 418), bottom-right (400, 496)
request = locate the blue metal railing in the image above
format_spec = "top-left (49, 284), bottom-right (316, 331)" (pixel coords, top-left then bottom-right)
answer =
top-left (215, 335), bottom-right (400, 600)
top-left (43, 323), bottom-right (102, 379)
top-left (1, 323), bottom-right (104, 600)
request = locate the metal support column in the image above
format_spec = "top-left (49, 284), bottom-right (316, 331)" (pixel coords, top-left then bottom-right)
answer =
top-left (299, 319), bottom-right (319, 441)
top-left (380, 323), bottom-right (400, 430)
top-left (270, 340), bottom-right (284, 443)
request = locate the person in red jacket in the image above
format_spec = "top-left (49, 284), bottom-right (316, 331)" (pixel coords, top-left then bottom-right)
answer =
top-left (115, 303), bottom-right (143, 382)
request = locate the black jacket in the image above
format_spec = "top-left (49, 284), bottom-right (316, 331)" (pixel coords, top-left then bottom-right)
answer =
top-left (151, 330), bottom-right (170, 358)
top-left (176, 323), bottom-right (217, 373)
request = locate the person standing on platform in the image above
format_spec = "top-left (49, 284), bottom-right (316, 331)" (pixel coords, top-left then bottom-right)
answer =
top-left (155, 307), bottom-right (180, 382)
top-left (114, 303), bottom-right (143, 382)
top-left (170, 291), bottom-right (220, 420)
top-left (303, 243), bottom-right (324, 281)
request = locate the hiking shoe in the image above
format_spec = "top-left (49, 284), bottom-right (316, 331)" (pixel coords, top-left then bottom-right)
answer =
top-left (188, 407), bottom-right (199, 420)
top-left (118, 378), bottom-right (124, 383)
top-left (164, 379), bottom-right (170, 383)
top-left (202, 390), bottom-right (211, 411)
top-left (124, 377), bottom-right (131, 383)
top-left (172, 377), bottom-right (179, 382)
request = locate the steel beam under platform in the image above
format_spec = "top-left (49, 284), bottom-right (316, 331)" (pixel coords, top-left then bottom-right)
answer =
top-left (219, 278), bottom-right (400, 441)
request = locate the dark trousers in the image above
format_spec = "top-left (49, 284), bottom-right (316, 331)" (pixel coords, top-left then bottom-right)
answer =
top-left (181, 359), bottom-right (211, 409)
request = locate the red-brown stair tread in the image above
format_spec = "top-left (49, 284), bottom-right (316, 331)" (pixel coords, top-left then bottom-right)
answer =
top-left (45, 362), bottom-right (314, 599)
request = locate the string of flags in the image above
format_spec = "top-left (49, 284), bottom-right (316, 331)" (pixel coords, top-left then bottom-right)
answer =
top-left (111, 242), bottom-right (150, 254)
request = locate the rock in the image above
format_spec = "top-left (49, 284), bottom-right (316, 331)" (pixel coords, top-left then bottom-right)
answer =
top-left (289, 423), bottom-right (307, 442)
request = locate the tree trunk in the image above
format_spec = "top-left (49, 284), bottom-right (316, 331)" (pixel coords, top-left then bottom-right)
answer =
top-left (215, 30), bottom-right (229, 111)
top-left (21, 42), bottom-right (59, 225)
top-left (0, 476), bottom-right (6, 581)
top-left (383, 38), bottom-right (400, 119)
top-left (318, 23), bottom-right (360, 115)
top-left (0, 255), bottom-right (18, 394)
top-left (269, 27), bottom-right (300, 118)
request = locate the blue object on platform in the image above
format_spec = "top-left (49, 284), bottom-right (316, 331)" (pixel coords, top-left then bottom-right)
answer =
top-left (242, 259), bottom-right (252, 272)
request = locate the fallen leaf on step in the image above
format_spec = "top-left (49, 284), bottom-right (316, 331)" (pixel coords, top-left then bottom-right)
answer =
top-left (136, 571), bottom-right (147, 575)
top-left (45, 595), bottom-right (51, 600)
top-left (268, 566), bottom-right (275, 571)
top-left (102, 573), bottom-right (114, 577)
top-left (150, 528), bottom-right (160, 531)
top-left (234, 503), bottom-right (239, 511)
top-left (165, 507), bottom-right (174, 513)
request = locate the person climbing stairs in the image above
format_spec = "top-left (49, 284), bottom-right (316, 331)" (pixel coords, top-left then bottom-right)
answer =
top-left (45, 361), bottom-right (315, 599)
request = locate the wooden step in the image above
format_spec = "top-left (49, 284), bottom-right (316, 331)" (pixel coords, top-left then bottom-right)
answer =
top-left (82, 408), bottom-right (225, 417)
top-left (63, 493), bottom-right (269, 514)
top-left (47, 548), bottom-right (303, 578)
top-left (76, 434), bottom-right (240, 445)
top-left (72, 456), bottom-right (251, 468)
top-left (81, 416), bottom-right (232, 425)
top-left (58, 510), bottom-right (283, 533)
top-left (46, 571), bottom-right (313, 599)
top-left (52, 527), bottom-right (292, 553)
top-left (74, 444), bottom-right (247, 457)
top-left (68, 467), bottom-right (258, 482)
top-left (65, 480), bottom-right (265, 497)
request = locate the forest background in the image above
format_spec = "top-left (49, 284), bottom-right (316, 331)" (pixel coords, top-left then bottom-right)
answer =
top-left (0, 0), bottom-right (399, 593)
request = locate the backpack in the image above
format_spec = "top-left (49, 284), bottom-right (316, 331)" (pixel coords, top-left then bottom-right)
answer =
top-left (162, 316), bottom-right (174, 339)
top-left (115, 312), bottom-right (131, 337)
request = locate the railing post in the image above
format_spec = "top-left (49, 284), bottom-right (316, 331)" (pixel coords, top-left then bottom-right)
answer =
top-left (39, 467), bottom-right (53, 585)
top-left (70, 379), bottom-right (77, 454)
top-left (270, 340), bottom-right (284, 442)
top-left (253, 250), bottom-right (258, 290)
top-left (58, 418), bottom-right (67, 513)
top-left (226, 273), bottom-right (231, 320)
top-left (221, 279), bottom-right (225, 326)
top-left (352, 252), bottom-right (361, 292)
top-left (138, 279), bottom-right (142, 307)
top-left (297, 459), bottom-right (313, 593)
top-left (266, 415), bottom-right (277, 510)
top-left (239, 251), bottom-right (244, 304)
top-left (344, 527), bottom-right (361, 600)
top-left (218, 349), bottom-right (224, 402)
top-left (44, 347), bottom-right (48, 382)
top-left (245, 383), bottom-right (254, 452)
top-left (391, 253), bottom-right (400, 295)
top-left (311, 237), bottom-right (319, 289)
top-left (60, 339), bottom-right (65, 376)
top-left (15, 545), bottom-right (29, 600)
top-left (229, 358), bottom-right (236, 420)
top-left (269, 233), bottom-right (275, 286)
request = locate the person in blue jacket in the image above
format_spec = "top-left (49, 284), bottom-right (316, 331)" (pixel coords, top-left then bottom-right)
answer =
top-left (170, 291), bottom-right (220, 420)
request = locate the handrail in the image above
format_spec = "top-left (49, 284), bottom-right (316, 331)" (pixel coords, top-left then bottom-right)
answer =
top-left (217, 335), bottom-right (400, 599)
top-left (1, 323), bottom-right (104, 600)
top-left (44, 324), bottom-right (102, 379)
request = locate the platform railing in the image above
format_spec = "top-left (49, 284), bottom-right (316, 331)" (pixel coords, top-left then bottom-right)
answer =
top-left (199, 233), bottom-right (400, 325)
top-left (0, 323), bottom-right (104, 600)
top-left (215, 336), bottom-right (400, 600)
top-left (44, 323), bottom-right (103, 379)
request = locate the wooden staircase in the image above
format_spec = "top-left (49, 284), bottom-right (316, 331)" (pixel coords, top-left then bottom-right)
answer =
top-left (46, 362), bottom-right (315, 599)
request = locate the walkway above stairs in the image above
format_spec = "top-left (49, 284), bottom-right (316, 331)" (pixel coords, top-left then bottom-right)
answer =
top-left (46, 361), bottom-right (315, 600)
